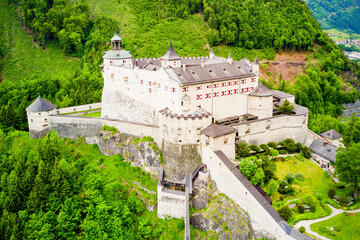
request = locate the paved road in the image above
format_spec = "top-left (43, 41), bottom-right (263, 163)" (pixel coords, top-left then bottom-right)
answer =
top-left (293, 205), bottom-right (360, 240)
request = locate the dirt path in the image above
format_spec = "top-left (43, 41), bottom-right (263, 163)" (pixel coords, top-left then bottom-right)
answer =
top-left (293, 205), bottom-right (360, 240)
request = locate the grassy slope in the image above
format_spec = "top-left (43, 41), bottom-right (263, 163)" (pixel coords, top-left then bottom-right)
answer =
top-left (0, 0), bottom-right (81, 84)
top-left (310, 212), bottom-right (360, 240)
top-left (85, 0), bottom-right (272, 61)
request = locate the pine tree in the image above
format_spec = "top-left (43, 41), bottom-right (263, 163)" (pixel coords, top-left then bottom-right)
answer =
top-left (278, 99), bottom-right (294, 114)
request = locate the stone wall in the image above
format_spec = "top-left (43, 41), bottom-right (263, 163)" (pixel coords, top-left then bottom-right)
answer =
top-left (234, 114), bottom-right (308, 145)
top-left (157, 187), bottom-right (186, 219)
top-left (162, 141), bottom-right (202, 181)
top-left (56, 103), bottom-right (102, 115)
top-left (201, 146), bottom-right (295, 240)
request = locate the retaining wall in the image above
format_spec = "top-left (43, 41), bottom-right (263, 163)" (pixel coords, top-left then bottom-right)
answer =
top-left (57, 103), bottom-right (102, 115)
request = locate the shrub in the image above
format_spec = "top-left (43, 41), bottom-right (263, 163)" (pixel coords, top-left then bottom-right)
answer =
top-left (301, 146), bottom-right (312, 159)
top-left (339, 196), bottom-right (350, 207)
top-left (285, 156), bottom-right (293, 162)
top-left (297, 204), bottom-right (305, 213)
top-left (279, 149), bottom-right (287, 154)
top-left (286, 143), bottom-right (297, 154)
top-left (295, 142), bottom-right (303, 152)
top-left (295, 173), bottom-right (305, 182)
top-left (301, 193), bottom-right (315, 205)
top-left (316, 193), bottom-right (323, 200)
top-left (319, 226), bottom-right (328, 233)
top-left (268, 179), bottom-right (278, 195)
top-left (260, 144), bottom-right (269, 151)
top-left (102, 125), bottom-right (118, 135)
top-left (310, 203), bottom-right (316, 212)
top-left (269, 149), bottom-right (279, 157)
top-left (334, 226), bottom-right (341, 232)
top-left (285, 172), bottom-right (295, 183)
top-left (264, 168), bottom-right (275, 183)
top-left (295, 154), bottom-right (305, 162)
top-left (324, 171), bottom-right (330, 178)
top-left (299, 226), bottom-right (305, 233)
top-left (335, 182), bottom-right (345, 189)
top-left (279, 205), bottom-right (292, 221)
top-left (236, 142), bottom-right (250, 158)
top-left (267, 142), bottom-right (278, 148)
top-left (328, 188), bottom-right (336, 198)
top-left (249, 144), bottom-right (261, 153)
top-left (343, 211), bottom-right (348, 216)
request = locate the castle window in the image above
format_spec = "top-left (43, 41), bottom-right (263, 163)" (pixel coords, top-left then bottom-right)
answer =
top-left (179, 140), bottom-right (182, 143)
top-left (207, 85), bottom-right (212, 88)
top-left (181, 101), bottom-right (183, 106)
top-left (245, 129), bottom-right (250, 135)
top-left (196, 86), bottom-right (202, 90)
top-left (38, 113), bottom-right (41, 116)
top-left (45, 119), bottom-right (48, 122)
top-left (244, 88), bottom-right (249, 93)
top-left (123, 60), bottom-right (127, 63)
top-left (221, 91), bottom-right (225, 96)
top-left (227, 90), bottom-right (232, 95)
top-left (43, 124), bottom-right (48, 127)
top-left (148, 88), bottom-right (152, 93)
top-left (148, 81), bottom-right (152, 86)
top-left (140, 80), bottom-right (144, 84)
top-left (31, 119), bottom-right (33, 123)
top-left (249, 87), bottom-right (253, 91)
top-left (164, 86), bottom-right (168, 91)
top-left (213, 92), bottom-right (219, 97)
top-left (205, 93), bottom-right (211, 99)
top-left (110, 61), bottom-right (113, 64)
top-left (157, 83), bottom-right (161, 88)
top-left (234, 89), bottom-right (239, 94)
top-left (240, 88), bottom-right (244, 93)
top-left (196, 95), bottom-right (202, 100)
top-left (182, 87), bottom-right (188, 92)
top-left (251, 78), bottom-right (256, 82)
top-left (213, 83), bottom-right (219, 88)
top-left (171, 88), bottom-right (176, 92)
top-left (221, 82), bottom-right (225, 87)
top-left (227, 82), bottom-right (231, 86)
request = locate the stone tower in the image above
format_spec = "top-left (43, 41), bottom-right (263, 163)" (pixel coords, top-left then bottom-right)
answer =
top-left (102, 31), bottom-right (133, 68)
top-left (252, 56), bottom-right (260, 76)
top-left (26, 95), bottom-right (57, 138)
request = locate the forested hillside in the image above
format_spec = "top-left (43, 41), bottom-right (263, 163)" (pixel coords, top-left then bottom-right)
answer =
top-left (0, 130), bottom-right (184, 239)
top-left (0, 0), bottom-right (360, 136)
top-left (305, 0), bottom-right (360, 33)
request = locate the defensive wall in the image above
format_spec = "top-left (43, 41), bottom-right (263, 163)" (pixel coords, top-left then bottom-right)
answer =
top-left (56, 103), bottom-right (102, 115)
top-left (233, 110), bottom-right (308, 145)
top-left (201, 146), bottom-right (312, 240)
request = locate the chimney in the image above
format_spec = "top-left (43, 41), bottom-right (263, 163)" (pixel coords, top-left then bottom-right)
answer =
top-left (201, 60), bottom-right (205, 68)
top-left (323, 141), bottom-right (328, 147)
top-left (227, 52), bottom-right (233, 65)
top-left (183, 64), bottom-right (186, 71)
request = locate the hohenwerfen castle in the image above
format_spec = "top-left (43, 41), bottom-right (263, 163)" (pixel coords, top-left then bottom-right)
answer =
top-left (26, 32), bottom-right (310, 240)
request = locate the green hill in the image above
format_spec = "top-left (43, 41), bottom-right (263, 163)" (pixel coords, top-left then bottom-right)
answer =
top-left (305, 0), bottom-right (360, 34)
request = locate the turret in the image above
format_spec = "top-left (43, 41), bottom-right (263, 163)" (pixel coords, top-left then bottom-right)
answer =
top-left (26, 95), bottom-right (57, 138)
top-left (161, 39), bottom-right (181, 68)
top-left (252, 56), bottom-right (259, 76)
top-left (248, 83), bottom-right (273, 119)
top-left (103, 31), bottom-right (133, 67)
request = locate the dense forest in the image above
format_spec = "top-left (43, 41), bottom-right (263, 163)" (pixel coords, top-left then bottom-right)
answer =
top-left (0, 130), bottom-right (184, 239)
top-left (305, 0), bottom-right (360, 33)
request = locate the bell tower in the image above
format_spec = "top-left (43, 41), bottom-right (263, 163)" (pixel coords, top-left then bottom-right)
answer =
top-left (161, 39), bottom-right (181, 68)
top-left (111, 30), bottom-right (122, 50)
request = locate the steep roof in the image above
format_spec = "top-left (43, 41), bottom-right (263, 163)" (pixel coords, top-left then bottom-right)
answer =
top-left (309, 139), bottom-right (338, 163)
top-left (249, 83), bottom-right (273, 97)
top-left (111, 31), bottom-right (122, 41)
top-left (161, 40), bottom-right (181, 61)
top-left (26, 96), bottom-right (57, 112)
top-left (254, 56), bottom-right (259, 64)
top-left (271, 90), bottom-right (294, 99)
top-left (103, 49), bottom-right (132, 59)
top-left (201, 123), bottom-right (237, 138)
top-left (320, 129), bottom-right (342, 140)
top-left (166, 60), bottom-right (255, 86)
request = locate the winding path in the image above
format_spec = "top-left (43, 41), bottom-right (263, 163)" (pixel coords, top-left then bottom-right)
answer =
top-left (293, 205), bottom-right (360, 240)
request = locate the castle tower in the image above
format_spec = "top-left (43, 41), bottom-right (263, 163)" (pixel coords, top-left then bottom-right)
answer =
top-left (103, 31), bottom-right (133, 67)
top-left (248, 83), bottom-right (273, 119)
top-left (252, 56), bottom-right (259, 76)
top-left (26, 95), bottom-right (57, 138)
top-left (161, 39), bottom-right (181, 68)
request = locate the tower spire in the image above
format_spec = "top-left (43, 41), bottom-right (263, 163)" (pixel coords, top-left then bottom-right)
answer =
top-left (161, 39), bottom-right (181, 61)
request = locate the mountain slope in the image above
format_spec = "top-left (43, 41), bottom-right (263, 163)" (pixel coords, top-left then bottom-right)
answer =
top-left (305, 0), bottom-right (360, 33)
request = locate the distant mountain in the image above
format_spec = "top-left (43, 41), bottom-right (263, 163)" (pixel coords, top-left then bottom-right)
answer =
top-left (305, 0), bottom-right (360, 33)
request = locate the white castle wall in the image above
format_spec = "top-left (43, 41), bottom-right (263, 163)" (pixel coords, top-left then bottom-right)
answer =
top-left (201, 146), bottom-right (295, 240)
top-left (27, 108), bottom-right (57, 138)
top-left (248, 95), bottom-right (273, 119)
top-left (159, 108), bottom-right (212, 145)
top-left (47, 115), bottom-right (161, 145)
top-left (157, 186), bottom-right (186, 219)
top-left (57, 103), bottom-right (102, 115)
top-left (234, 114), bottom-right (308, 145)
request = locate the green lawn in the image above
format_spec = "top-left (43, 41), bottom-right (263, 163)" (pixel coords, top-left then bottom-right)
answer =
top-left (310, 212), bottom-right (360, 240)
top-left (0, 0), bottom-right (81, 84)
top-left (81, 111), bottom-right (102, 117)
top-left (269, 157), bottom-right (352, 225)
